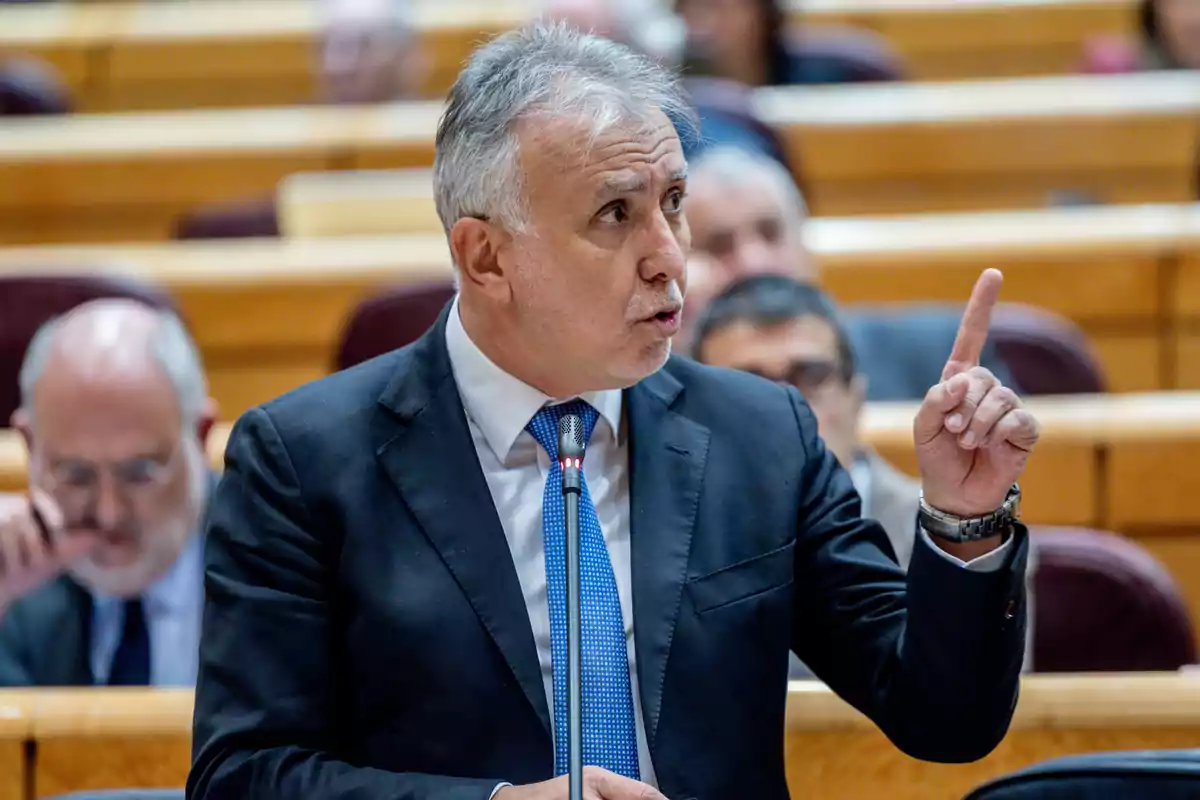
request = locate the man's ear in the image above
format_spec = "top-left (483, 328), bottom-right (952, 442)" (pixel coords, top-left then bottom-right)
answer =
top-left (450, 217), bottom-right (513, 302)
top-left (10, 408), bottom-right (32, 451)
top-left (194, 398), bottom-right (219, 453)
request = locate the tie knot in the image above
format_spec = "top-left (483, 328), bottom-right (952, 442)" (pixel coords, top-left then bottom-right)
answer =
top-left (526, 399), bottom-right (599, 462)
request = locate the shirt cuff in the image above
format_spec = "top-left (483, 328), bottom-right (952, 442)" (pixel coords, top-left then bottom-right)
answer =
top-left (919, 527), bottom-right (1012, 572)
top-left (490, 783), bottom-right (513, 798)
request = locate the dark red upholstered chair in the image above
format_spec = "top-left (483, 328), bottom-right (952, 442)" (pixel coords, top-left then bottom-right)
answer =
top-left (1031, 527), bottom-right (1196, 672)
top-left (173, 198), bottom-right (280, 240)
top-left (0, 57), bottom-right (70, 116)
top-left (990, 304), bottom-right (1107, 395)
top-left (334, 280), bottom-right (456, 370)
top-left (0, 275), bottom-right (177, 423)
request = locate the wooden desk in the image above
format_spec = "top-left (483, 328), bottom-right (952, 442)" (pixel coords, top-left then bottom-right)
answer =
top-left (0, 688), bottom-right (192, 799)
top-left (757, 71), bottom-right (1200, 215)
top-left (1, 675), bottom-right (1198, 800)
top-left (787, 672), bottom-right (1200, 799)
top-left (4, 72), bottom-right (1199, 242)
top-left (0, 0), bottom-right (1138, 113)
top-left (0, 693), bottom-right (29, 800)
top-left (0, 204), bottom-right (1192, 408)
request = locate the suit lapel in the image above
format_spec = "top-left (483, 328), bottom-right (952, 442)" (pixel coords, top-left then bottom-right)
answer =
top-left (626, 365), bottom-right (710, 749)
top-left (373, 306), bottom-right (551, 739)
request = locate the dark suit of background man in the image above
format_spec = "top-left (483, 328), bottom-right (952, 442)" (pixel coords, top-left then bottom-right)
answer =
top-left (0, 300), bottom-right (217, 687)
top-left (189, 22), bottom-right (1040, 800)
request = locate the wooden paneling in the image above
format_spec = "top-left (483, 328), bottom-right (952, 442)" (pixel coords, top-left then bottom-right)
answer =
top-left (0, 0), bottom-right (1140, 112)
top-left (758, 72), bottom-right (1200, 216)
top-left (0, 693), bottom-right (29, 800)
top-left (785, 673), bottom-right (1200, 800)
top-left (3, 74), bottom-right (1198, 242)
top-left (0, 204), bottom-right (1193, 415)
top-left (2, 675), bottom-right (1200, 799)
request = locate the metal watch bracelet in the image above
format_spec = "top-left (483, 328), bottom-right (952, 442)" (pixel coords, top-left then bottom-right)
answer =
top-left (918, 483), bottom-right (1021, 543)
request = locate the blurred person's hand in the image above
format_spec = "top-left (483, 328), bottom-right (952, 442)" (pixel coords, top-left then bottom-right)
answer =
top-left (0, 489), bottom-right (97, 612)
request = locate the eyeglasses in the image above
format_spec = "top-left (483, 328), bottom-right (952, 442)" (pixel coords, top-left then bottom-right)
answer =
top-left (746, 359), bottom-right (843, 395)
top-left (41, 449), bottom-right (179, 508)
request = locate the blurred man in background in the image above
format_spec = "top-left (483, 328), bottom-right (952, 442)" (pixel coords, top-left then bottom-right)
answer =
top-left (684, 145), bottom-right (1016, 400)
top-left (318, 0), bottom-right (429, 104)
top-left (694, 273), bottom-right (1034, 672)
top-left (0, 300), bottom-right (216, 687)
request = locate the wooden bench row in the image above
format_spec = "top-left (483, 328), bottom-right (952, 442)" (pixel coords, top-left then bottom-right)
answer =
top-left (6, 391), bottom-right (1200, 626)
top-left (0, 675), bottom-right (1197, 800)
top-left (1, 203), bottom-right (1199, 412)
top-left (1, 71), bottom-right (1197, 244)
top-left (0, 0), bottom-right (1138, 113)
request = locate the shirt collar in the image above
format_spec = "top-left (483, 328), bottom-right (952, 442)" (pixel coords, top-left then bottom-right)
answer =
top-left (445, 296), bottom-right (623, 464)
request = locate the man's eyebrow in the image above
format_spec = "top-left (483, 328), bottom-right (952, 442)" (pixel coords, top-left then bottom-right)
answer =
top-left (595, 166), bottom-right (689, 200)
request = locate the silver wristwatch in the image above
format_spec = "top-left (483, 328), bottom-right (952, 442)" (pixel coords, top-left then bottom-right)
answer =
top-left (918, 484), bottom-right (1021, 543)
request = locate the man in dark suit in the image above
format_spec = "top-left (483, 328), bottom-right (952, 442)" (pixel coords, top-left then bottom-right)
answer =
top-left (681, 145), bottom-right (1016, 400)
top-left (189, 22), bottom-right (1039, 800)
top-left (0, 300), bottom-right (216, 687)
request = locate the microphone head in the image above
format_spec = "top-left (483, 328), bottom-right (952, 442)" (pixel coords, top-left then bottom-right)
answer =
top-left (558, 413), bottom-right (585, 462)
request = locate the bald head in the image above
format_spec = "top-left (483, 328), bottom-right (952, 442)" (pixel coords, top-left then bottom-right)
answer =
top-left (16, 299), bottom-right (207, 431)
top-left (13, 299), bottom-right (215, 599)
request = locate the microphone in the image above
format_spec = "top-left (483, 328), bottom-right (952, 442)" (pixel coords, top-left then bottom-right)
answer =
top-left (557, 414), bottom-right (585, 800)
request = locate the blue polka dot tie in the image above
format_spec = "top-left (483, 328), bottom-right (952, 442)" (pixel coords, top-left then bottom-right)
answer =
top-left (527, 400), bottom-right (640, 780)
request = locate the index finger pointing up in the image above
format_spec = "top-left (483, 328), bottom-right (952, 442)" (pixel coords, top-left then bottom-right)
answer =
top-left (943, 268), bottom-right (1003, 380)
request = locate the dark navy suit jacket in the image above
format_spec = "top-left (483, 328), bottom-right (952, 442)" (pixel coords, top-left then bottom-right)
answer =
top-left (188, 307), bottom-right (1029, 800)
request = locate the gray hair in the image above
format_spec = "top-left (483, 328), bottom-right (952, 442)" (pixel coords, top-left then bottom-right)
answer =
top-left (18, 307), bottom-right (209, 430)
top-left (690, 146), bottom-right (808, 223)
top-left (432, 21), bottom-right (698, 243)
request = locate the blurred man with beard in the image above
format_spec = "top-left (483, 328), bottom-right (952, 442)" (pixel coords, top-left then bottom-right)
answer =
top-left (0, 300), bottom-right (216, 687)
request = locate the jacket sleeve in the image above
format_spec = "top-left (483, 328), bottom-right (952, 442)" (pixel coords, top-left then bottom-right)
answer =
top-left (786, 388), bottom-right (1028, 764)
top-left (0, 606), bottom-right (34, 687)
top-left (187, 407), bottom-right (504, 800)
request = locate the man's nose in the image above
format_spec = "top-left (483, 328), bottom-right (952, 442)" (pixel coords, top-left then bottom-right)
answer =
top-left (639, 214), bottom-right (688, 283)
top-left (94, 475), bottom-right (124, 530)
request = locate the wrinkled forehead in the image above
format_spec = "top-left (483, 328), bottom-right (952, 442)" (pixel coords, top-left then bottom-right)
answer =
top-left (516, 108), bottom-right (688, 190)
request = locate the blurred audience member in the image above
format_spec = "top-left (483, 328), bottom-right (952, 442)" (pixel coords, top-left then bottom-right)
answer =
top-left (683, 146), bottom-right (1016, 399)
top-left (695, 276), bottom-right (920, 559)
top-left (1082, 0), bottom-right (1200, 73)
top-left (542, 0), bottom-right (685, 65)
top-left (0, 300), bottom-right (216, 687)
top-left (318, 0), bottom-right (428, 104)
top-left (675, 0), bottom-right (905, 85)
top-left (0, 57), bottom-right (70, 116)
top-left (693, 275), bottom-right (1035, 675)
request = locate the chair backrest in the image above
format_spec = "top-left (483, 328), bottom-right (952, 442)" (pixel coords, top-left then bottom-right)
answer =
top-left (47, 792), bottom-right (185, 800)
top-left (173, 198), bottom-right (279, 240)
top-left (989, 304), bottom-right (1107, 395)
top-left (0, 57), bottom-right (71, 116)
top-left (0, 275), bottom-right (177, 423)
top-left (963, 750), bottom-right (1200, 799)
top-left (681, 77), bottom-right (799, 182)
top-left (1030, 526), bottom-right (1196, 672)
top-left (334, 281), bottom-right (456, 370)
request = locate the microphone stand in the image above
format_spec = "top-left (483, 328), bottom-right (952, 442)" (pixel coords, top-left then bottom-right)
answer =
top-left (558, 415), bottom-right (586, 800)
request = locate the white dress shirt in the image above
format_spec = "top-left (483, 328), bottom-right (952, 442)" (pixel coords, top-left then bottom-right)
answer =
top-left (445, 299), bottom-right (1011, 791)
top-left (89, 531), bottom-right (205, 686)
top-left (446, 299), bottom-right (658, 788)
